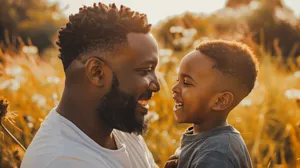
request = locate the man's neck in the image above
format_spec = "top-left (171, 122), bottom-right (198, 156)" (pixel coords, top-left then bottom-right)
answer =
top-left (192, 118), bottom-right (228, 135)
top-left (56, 90), bottom-right (118, 150)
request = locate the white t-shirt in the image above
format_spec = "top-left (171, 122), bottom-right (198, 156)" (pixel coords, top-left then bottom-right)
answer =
top-left (21, 108), bottom-right (158, 168)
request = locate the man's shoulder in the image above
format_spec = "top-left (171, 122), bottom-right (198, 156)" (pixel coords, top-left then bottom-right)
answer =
top-left (21, 141), bottom-right (102, 168)
top-left (21, 153), bottom-right (100, 168)
top-left (21, 109), bottom-right (89, 168)
top-left (21, 146), bottom-right (61, 168)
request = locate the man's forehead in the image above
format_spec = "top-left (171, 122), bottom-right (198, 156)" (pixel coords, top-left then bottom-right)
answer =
top-left (127, 33), bottom-right (158, 53)
top-left (123, 33), bottom-right (158, 64)
top-left (77, 33), bottom-right (159, 67)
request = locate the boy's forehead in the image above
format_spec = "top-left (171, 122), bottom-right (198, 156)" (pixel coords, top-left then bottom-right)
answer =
top-left (181, 51), bottom-right (200, 64)
top-left (179, 51), bottom-right (215, 75)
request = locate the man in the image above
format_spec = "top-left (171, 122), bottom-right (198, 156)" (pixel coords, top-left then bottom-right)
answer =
top-left (21, 2), bottom-right (160, 168)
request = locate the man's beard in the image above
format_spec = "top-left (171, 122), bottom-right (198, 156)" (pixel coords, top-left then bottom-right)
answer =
top-left (97, 73), bottom-right (147, 135)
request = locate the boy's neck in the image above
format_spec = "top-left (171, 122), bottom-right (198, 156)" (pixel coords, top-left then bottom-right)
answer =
top-left (193, 119), bottom-right (228, 135)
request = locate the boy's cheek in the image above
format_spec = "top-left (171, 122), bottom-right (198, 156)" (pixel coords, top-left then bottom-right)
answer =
top-left (174, 106), bottom-right (189, 123)
top-left (176, 107), bottom-right (194, 123)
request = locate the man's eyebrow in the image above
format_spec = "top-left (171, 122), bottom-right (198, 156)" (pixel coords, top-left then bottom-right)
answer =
top-left (140, 59), bottom-right (158, 66)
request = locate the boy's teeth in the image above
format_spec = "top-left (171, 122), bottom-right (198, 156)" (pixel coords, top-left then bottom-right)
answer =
top-left (138, 100), bottom-right (149, 106)
top-left (175, 103), bottom-right (183, 106)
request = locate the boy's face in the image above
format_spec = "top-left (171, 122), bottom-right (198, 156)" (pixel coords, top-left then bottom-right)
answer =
top-left (172, 50), bottom-right (219, 123)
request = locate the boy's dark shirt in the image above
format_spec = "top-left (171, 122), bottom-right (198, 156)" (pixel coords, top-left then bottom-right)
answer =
top-left (177, 125), bottom-right (253, 168)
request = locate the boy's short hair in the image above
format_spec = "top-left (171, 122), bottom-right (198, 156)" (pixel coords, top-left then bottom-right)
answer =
top-left (196, 40), bottom-right (259, 96)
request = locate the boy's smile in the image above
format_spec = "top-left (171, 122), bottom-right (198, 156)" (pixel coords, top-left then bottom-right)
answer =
top-left (172, 50), bottom-right (220, 124)
top-left (173, 100), bottom-right (184, 111)
top-left (170, 40), bottom-right (258, 168)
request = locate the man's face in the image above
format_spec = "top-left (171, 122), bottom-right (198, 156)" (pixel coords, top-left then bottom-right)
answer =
top-left (172, 51), bottom-right (219, 124)
top-left (98, 32), bottom-right (160, 134)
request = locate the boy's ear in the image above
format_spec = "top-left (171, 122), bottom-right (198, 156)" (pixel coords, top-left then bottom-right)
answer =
top-left (212, 92), bottom-right (234, 112)
top-left (85, 58), bottom-right (106, 87)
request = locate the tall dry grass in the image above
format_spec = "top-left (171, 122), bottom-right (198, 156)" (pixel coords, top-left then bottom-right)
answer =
top-left (0, 37), bottom-right (300, 168)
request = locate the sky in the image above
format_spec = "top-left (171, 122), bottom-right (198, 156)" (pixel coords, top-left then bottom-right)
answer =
top-left (49, 0), bottom-right (300, 25)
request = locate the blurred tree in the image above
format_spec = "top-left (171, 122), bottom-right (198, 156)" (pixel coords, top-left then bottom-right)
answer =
top-left (248, 0), bottom-right (299, 59)
top-left (226, 0), bottom-right (283, 8)
top-left (156, 0), bottom-right (299, 61)
top-left (226, 0), bottom-right (252, 8)
top-left (218, 0), bottom-right (300, 59)
top-left (153, 12), bottom-right (215, 51)
top-left (0, 0), bottom-right (66, 52)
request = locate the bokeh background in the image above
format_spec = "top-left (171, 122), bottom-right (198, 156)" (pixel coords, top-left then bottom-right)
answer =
top-left (1, 0), bottom-right (300, 167)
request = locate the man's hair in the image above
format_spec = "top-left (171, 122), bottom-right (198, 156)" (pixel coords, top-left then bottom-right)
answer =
top-left (56, 2), bottom-right (151, 70)
top-left (196, 40), bottom-right (259, 95)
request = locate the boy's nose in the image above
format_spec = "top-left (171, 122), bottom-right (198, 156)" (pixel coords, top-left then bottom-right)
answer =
top-left (172, 82), bottom-right (180, 93)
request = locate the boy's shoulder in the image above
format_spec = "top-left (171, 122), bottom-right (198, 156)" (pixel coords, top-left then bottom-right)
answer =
top-left (205, 126), bottom-right (241, 146)
top-left (179, 125), bottom-right (252, 168)
top-left (197, 125), bottom-right (243, 153)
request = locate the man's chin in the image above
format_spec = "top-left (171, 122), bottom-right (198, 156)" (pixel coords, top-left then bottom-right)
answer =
top-left (113, 119), bottom-right (147, 135)
top-left (136, 103), bottom-right (149, 115)
top-left (136, 110), bottom-right (147, 123)
top-left (135, 104), bottom-right (149, 124)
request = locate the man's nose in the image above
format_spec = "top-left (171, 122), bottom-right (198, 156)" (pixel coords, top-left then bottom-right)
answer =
top-left (149, 77), bottom-right (160, 92)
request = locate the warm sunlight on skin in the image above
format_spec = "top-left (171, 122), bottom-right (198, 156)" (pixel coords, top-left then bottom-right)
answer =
top-left (1, 0), bottom-right (300, 167)
top-left (50, 0), bottom-right (300, 25)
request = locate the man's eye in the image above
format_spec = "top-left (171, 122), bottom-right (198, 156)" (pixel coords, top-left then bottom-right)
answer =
top-left (139, 68), bottom-right (152, 75)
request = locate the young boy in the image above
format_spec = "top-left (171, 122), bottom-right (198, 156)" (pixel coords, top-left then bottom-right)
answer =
top-left (168, 40), bottom-right (258, 168)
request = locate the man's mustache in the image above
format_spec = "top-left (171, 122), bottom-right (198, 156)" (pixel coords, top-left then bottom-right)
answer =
top-left (138, 91), bottom-right (153, 100)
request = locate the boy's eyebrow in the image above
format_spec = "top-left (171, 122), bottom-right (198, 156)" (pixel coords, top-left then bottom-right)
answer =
top-left (181, 73), bottom-right (196, 83)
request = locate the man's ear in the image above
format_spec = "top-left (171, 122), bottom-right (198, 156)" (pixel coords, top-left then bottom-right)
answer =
top-left (85, 58), bottom-right (105, 87)
top-left (212, 91), bottom-right (234, 112)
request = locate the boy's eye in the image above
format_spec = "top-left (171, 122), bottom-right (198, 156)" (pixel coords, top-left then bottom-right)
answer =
top-left (176, 78), bottom-right (191, 86)
top-left (183, 80), bottom-right (191, 85)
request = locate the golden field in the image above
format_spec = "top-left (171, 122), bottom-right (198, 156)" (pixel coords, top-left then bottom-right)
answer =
top-left (1, 1), bottom-right (300, 167)
top-left (1, 38), bottom-right (300, 168)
